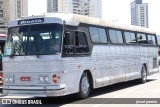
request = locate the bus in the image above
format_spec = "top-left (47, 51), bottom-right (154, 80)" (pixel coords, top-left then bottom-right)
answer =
top-left (0, 34), bottom-right (6, 85)
top-left (2, 13), bottom-right (159, 98)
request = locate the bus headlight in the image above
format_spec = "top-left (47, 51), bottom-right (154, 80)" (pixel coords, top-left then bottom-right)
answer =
top-left (5, 77), bottom-right (9, 82)
top-left (9, 77), bottom-right (13, 82)
top-left (39, 75), bottom-right (50, 83)
top-left (45, 76), bottom-right (49, 82)
top-left (5, 75), bottom-right (14, 83)
top-left (39, 76), bottom-right (45, 82)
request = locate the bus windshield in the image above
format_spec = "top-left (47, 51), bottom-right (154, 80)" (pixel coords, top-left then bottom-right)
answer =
top-left (4, 23), bottom-right (63, 56)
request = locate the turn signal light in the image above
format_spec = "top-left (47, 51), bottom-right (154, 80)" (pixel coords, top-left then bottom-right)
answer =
top-left (52, 74), bottom-right (60, 83)
top-left (52, 74), bottom-right (57, 79)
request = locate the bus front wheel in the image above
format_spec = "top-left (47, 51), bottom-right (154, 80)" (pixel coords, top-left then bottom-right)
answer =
top-left (139, 65), bottom-right (147, 83)
top-left (77, 72), bottom-right (90, 98)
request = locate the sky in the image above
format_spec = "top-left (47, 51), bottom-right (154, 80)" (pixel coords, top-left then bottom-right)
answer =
top-left (28, 0), bottom-right (160, 34)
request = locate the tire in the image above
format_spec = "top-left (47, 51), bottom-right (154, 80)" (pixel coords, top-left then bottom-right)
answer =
top-left (138, 65), bottom-right (147, 84)
top-left (77, 73), bottom-right (90, 98)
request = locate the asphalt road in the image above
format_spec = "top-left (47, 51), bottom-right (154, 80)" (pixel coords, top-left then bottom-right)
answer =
top-left (0, 72), bottom-right (160, 107)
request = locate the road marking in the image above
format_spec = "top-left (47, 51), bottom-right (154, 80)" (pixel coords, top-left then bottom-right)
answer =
top-left (92, 77), bottom-right (160, 107)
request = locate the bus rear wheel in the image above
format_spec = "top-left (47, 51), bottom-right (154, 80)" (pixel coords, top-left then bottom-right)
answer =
top-left (77, 73), bottom-right (90, 98)
top-left (139, 65), bottom-right (147, 84)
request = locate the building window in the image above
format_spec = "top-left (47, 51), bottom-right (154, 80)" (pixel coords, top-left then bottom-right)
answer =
top-left (0, 14), bottom-right (3, 17)
top-left (0, 10), bottom-right (3, 13)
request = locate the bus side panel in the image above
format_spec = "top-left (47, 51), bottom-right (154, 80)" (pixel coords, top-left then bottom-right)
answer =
top-left (148, 47), bottom-right (159, 75)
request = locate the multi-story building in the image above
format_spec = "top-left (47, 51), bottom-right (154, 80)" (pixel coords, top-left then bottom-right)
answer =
top-left (3, 0), bottom-right (28, 25)
top-left (47, 0), bottom-right (102, 18)
top-left (0, 0), bottom-right (7, 34)
top-left (0, 0), bottom-right (4, 24)
top-left (89, 0), bottom-right (102, 18)
top-left (131, 0), bottom-right (149, 28)
top-left (72, 0), bottom-right (90, 16)
top-left (47, 0), bottom-right (58, 12)
top-left (58, 0), bottom-right (73, 13)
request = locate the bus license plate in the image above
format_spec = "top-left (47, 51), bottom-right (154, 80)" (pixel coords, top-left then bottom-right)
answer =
top-left (20, 77), bottom-right (31, 81)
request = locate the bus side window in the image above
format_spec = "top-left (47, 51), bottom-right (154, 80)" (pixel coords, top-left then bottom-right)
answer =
top-left (75, 31), bottom-right (89, 53)
top-left (137, 33), bottom-right (147, 45)
top-left (64, 31), bottom-right (74, 53)
top-left (64, 31), bottom-right (89, 54)
top-left (64, 31), bottom-right (74, 45)
top-left (148, 35), bottom-right (157, 46)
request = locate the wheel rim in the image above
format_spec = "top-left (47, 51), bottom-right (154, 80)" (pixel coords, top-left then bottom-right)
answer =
top-left (142, 68), bottom-right (147, 81)
top-left (81, 76), bottom-right (89, 94)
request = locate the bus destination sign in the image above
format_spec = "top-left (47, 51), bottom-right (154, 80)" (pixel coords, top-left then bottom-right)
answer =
top-left (18, 18), bottom-right (44, 25)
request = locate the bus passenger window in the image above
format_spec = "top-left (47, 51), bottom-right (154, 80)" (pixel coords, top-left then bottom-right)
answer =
top-left (130, 33), bottom-right (136, 43)
top-left (109, 29), bottom-right (117, 43)
top-left (98, 28), bottom-right (108, 43)
top-left (116, 30), bottom-right (123, 43)
top-left (64, 31), bottom-right (89, 54)
top-left (124, 32), bottom-right (136, 44)
top-left (64, 31), bottom-right (74, 53)
top-left (89, 27), bottom-right (100, 43)
top-left (148, 35), bottom-right (157, 45)
top-left (137, 33), bottom-right (147, 44)
top-left (109, 29), bottom-right (123, 44)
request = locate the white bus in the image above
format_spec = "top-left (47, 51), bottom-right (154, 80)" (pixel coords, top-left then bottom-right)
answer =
top-left (3, 13), bottom-right (159, 98)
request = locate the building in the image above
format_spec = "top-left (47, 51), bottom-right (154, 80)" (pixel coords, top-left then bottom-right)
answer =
top-left (89, 0), bottom-right (102, 18)
top-left (0, 0), bottom-right (4, 24)
top-left (3, 0), bottom-right (28, 25)
top-left (47, 0), bottom-right (58, 12)
top-left (47, 0), bottom-right (102, 18)
top-left (58, 0), bottom-right (73, 13)
top-left (0, 0), bottom-right (28, 34)
top-left (0, 0), bottom-right (7, 34)
top-left (131, 0), bottom-right (148, 28)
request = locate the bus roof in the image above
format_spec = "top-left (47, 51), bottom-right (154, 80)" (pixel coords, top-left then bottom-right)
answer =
top-left (9, 13), bottom-right (156, 34)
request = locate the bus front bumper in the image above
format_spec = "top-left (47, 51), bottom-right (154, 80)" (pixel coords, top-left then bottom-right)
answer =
top-left (3, 84), bottom-right (66, 97)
